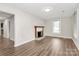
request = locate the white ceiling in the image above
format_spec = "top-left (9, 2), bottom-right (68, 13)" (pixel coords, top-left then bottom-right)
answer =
top-left (10, 3), bottom-right (78, 20)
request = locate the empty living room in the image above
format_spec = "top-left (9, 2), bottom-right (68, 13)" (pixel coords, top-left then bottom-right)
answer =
top-left (0, 2), bottom-right (79, 56)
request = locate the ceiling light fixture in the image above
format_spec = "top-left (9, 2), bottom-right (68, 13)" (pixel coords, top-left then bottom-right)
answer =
top-left (44, 8), bottom-right (51, 12)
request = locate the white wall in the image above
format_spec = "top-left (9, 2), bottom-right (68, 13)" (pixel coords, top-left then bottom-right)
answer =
top-left (77, 8), bottom-right (79, 41)
top-left (73, 11), bottom-right (77, 39)
top-left (73, 7), bottom-right (79, 49)
top-left (0, 4), bottom-right (45, 47)
top-left (45, 17), bottom-right (73, 38)
top-left (8, 16), bottom-right (15, 41)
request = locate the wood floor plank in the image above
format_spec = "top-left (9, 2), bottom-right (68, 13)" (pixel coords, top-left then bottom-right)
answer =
top-left (0, 36), bottom-right (79, 56)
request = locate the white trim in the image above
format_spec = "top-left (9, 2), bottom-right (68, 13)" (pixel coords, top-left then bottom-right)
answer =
top-left (14, 39), bottom-right (33, 47)
top-left (58, 36), bottom-right (72, 39)
top-left (15, 36), bottom-right (45, 47)
top-left (14, 36), bottom-right (73, 48)
top-left (72, 38), bottom-right (79, 50)
top-left (45, 35), bottom-right (72, 39)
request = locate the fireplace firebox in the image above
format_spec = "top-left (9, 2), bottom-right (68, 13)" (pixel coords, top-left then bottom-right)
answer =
top-left (38, 31), bottom-right (42, 37)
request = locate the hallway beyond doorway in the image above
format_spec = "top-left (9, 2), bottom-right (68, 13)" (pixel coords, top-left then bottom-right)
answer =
top-left (0, 36), bottom-right (14, 49)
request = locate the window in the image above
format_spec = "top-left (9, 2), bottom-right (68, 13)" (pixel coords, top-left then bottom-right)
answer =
top-left (53, 21), bottom-right (60, 34)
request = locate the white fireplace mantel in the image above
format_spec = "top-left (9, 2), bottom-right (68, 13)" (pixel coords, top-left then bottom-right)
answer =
top-left (34, 26), bottom-right (44, 40)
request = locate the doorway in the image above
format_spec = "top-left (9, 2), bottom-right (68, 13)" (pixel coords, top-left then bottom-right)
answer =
top-left (1, 22), bottom-right (4, 37)
top-left (0, 11), bottom-right (14, 48)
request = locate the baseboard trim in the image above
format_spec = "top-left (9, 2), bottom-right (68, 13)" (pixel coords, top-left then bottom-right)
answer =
top-left (72, 39), bottom-right (79, 50)
top-left (45, 36), bottom-right (72, 39)
top-left (14, 40), bottom-right (33, 47)
top-left (14, 36), bottom-right (72, 47)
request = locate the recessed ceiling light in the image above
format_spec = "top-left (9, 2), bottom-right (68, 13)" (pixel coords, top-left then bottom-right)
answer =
top-left (44, 8), bottom-right (51, 12)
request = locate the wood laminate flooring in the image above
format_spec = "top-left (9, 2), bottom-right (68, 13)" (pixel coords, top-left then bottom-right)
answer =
top-left (0, 37), bottom-right (14, 49)
top-left (0, 36), bottom-right (79, 56)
